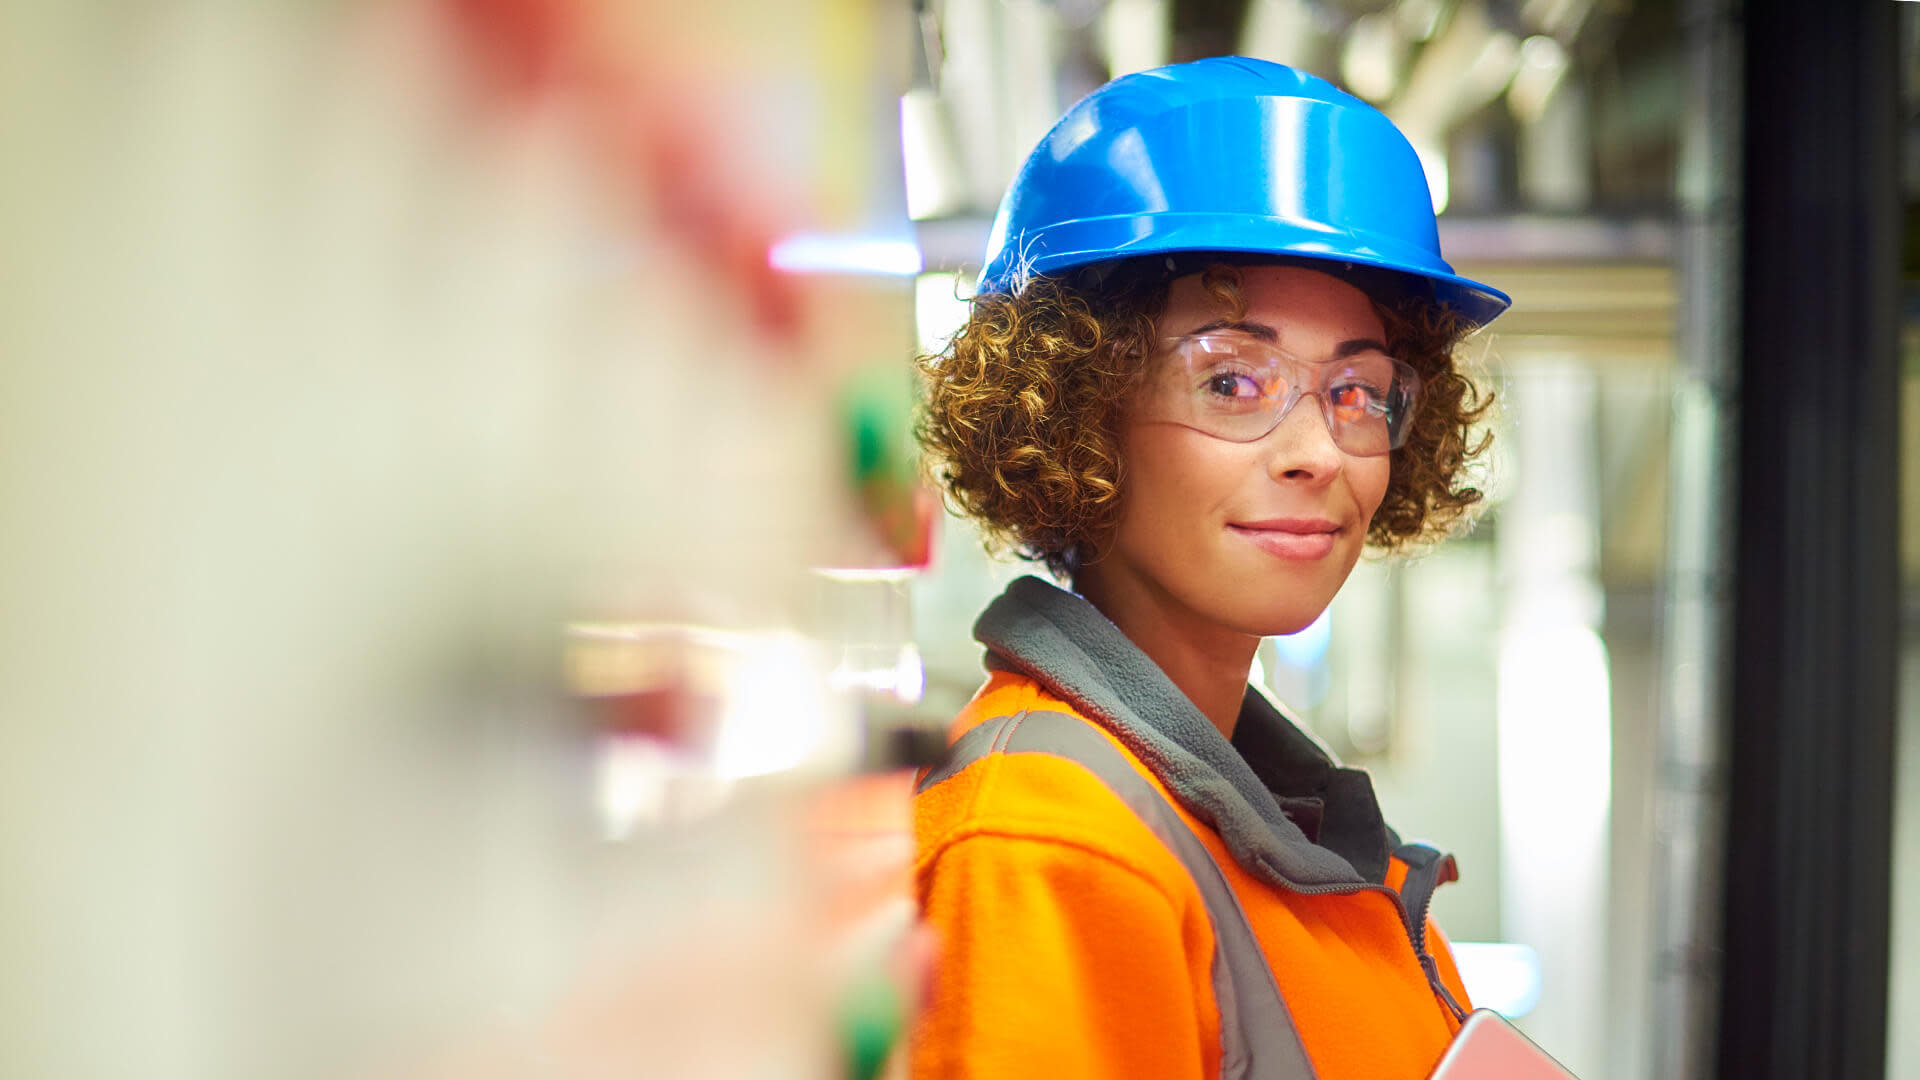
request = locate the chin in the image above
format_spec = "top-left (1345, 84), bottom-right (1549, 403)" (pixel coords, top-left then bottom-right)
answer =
top-left (1223, 571), bottom-right (1344, 636)
top-left (1218, 595), bottom-right (1333, 639)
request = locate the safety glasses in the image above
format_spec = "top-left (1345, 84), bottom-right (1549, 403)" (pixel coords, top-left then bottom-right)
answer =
top-left (1137, 331), bottom-right (1423, 457)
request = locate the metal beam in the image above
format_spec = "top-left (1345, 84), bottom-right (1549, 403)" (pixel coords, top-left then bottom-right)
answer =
top-left (1719, 2), bottom-right (1901, 1078)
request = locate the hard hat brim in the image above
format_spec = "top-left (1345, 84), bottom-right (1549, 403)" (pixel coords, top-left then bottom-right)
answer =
top-left (978, 214), bottom-right (1512, 331)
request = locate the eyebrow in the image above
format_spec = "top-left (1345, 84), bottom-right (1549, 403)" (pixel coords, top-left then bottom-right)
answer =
top-left (1182, 320), bottom-right (1389, 357)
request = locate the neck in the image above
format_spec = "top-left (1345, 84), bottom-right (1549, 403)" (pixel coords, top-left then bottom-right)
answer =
top-left (1072, 569), bottom-right (1261, 740)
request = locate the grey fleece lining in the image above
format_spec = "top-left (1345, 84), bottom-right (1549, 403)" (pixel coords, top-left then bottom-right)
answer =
top-left (974, 575), bottom-right (1389, 888)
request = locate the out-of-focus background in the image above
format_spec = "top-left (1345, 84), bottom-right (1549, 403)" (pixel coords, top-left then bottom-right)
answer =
top-left (0, 2), bottom-right (1908, 1079)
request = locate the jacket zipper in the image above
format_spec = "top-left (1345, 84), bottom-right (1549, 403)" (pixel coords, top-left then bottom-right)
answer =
top-left (1260, 859), bottom-right (1469, 1025)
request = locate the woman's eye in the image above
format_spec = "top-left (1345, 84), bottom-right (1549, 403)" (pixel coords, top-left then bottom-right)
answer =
top-left (1328, 383), bottom-right (1384, 419)
top-left (1203, 372), bottom-right (1265, 399)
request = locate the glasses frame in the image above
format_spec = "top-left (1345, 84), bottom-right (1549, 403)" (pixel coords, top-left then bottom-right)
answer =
top-left (1142, 331), bottom-right (1425, 456)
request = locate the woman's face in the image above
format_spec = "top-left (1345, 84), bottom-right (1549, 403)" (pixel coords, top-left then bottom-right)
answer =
top-left (1086, 264), bottom-right (1394, 638)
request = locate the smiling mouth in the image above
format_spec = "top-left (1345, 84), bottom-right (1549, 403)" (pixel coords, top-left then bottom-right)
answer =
top-left (1226, 520), bottom-right (1341, 561)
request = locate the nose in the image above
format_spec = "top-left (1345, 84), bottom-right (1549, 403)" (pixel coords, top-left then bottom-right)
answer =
top-left (1263, 394), bottom-right (1344, 484)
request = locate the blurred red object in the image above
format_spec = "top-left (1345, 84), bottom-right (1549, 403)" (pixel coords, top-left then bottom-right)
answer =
top-left (590, 678), bottom-right (720, 748)
top-left (438, 0), bottom-right (802, 339)
top-left (440, 0), bottom-right (581, 96)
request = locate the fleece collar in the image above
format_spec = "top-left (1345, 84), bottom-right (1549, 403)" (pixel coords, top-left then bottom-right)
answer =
top-left (975, 575), bottom-right (1389, 888)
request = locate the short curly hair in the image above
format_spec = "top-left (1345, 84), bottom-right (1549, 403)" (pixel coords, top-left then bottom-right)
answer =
top-left (915, 259), bottom-right (1493, 578)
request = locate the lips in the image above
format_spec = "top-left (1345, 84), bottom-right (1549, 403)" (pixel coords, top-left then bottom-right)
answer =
top-left (1226, 517), bottom-right (1341, 561)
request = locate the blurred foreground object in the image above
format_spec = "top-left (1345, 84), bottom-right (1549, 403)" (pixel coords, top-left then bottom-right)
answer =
top-left (0, 0), bottom-right (923, 1077)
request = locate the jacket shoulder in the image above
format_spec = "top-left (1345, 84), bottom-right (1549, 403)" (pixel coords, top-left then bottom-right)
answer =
top-left (916, 682), bottom-right (1196, 902)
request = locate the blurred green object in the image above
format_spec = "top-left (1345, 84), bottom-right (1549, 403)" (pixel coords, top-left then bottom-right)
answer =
top-left (839, 365), bottom-right (916, 487)
top-left (838, 365), bottom-right (933, 567)
top-left (838, 966), bottom-right (907, 1080)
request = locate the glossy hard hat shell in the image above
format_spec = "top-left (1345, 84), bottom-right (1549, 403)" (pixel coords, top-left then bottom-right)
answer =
top-left (976, 56), bottom-right (1510, 328)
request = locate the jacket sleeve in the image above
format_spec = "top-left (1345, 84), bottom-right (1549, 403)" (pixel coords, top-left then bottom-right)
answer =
top-left (910, 830), bottom-right (1217, 1080)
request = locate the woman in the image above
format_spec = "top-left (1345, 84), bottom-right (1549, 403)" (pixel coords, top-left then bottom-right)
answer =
top-left (910, 58), bottom-right (1508, 1080)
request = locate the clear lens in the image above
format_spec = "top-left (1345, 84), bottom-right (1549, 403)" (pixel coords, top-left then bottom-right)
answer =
top-left (1141, 333), bottom-right (1422, 456)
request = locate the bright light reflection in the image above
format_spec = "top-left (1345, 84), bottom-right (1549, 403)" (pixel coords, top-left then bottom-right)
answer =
top-left (814, 566), bottom-right (920, 584)
top-left (568, 622), bottom-right (846, 794)
top-left (769, 234), bottom-right (923, 276)
top-left (1496, 621), bottom-right (1611, 1053)
top-left (709, 631), bottom-right (834, 779)
top-left (1498, 624), bottom-right (1612, 835)
top-left (829, 643), bottom-right (926, 706)
top-left (596, 736), bottom-right (733, 840)
top-left (915, 272), bottom-right (974, 357)
top-left (1451, 941), bottom-right (1544, 1017)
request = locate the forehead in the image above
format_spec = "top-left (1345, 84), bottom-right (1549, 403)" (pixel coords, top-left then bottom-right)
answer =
top-left (1160, 264), bottom-right (1386, 343)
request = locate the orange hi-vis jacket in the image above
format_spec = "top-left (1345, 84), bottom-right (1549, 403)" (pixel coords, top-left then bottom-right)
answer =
top-left (911, 577), bottom-right (1474, 1080)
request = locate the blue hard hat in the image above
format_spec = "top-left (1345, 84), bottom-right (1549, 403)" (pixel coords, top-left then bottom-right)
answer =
top-left (976, 56), bottom-right (1510, 328)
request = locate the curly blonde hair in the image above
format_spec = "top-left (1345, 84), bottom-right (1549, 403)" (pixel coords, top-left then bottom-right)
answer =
top-left (915, 260), bottom-right (1493, 577)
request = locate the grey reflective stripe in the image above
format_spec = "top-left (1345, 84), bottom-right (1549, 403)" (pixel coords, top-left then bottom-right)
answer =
top-left (918, 711), bottom-right (1317, 1080)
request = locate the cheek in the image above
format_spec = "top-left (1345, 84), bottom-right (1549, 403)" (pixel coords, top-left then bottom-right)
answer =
top-left (1353, 454), bottom-right (1393, 520)
top-left (1115, 425), bottom-right (1236, 532)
